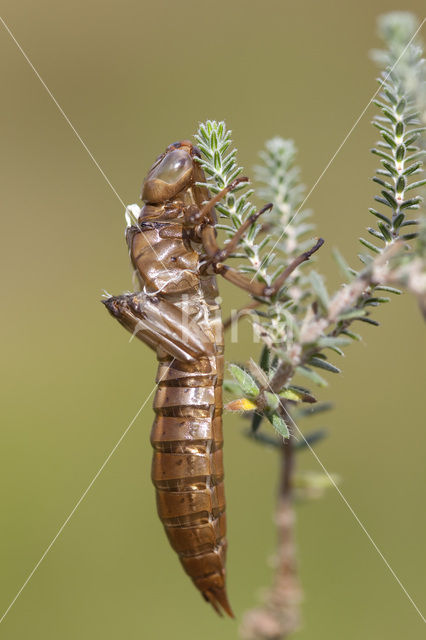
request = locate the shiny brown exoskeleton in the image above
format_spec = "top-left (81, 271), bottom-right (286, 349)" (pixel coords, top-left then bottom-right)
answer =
top-left (103, 140), bottom-right (323, 617)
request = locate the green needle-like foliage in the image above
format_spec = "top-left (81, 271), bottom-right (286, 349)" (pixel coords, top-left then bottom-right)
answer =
top-left (254, 138), bottom-right (316, 314)
top-left (368, 24), bottom-right (425, 252)
top-left (194, 12), bottom-right (425, 445)
top-left (194, 122), bottom-right (272, 286)
top-left (192, 14), bottom-right (426, 638)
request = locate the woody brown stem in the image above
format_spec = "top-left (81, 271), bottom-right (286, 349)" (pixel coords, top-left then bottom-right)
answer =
top-left (239, 434), bottom-right (302, 640)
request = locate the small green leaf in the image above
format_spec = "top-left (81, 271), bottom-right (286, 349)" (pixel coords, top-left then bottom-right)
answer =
top-left (381, 190), bottom-right (398, 208)
top-left (396, 176), bottom-right (406, 193)
top-left (405, 126), bottom-right (426, 138)
top-left (294, 429), bottom-right (327, 451)
top-left (309, 357), bottom-right (341, 374)
top-left (358, 253), bottom-right (374, 265)
top-left (401, 197), bottom-right (422, 210)
top-left (381, 108), bottom-right (397, 124)
top-left (371, 148), bottom-right (394, 163)
top-left (295, 402), bottom-right (333, 418)
top-left (280, 389), bottom-right (301, 402)
top-left (251, 412), bottom-right (263, 433)
top-left (223, 379), bottom-right (243, 396)
top-left (381, 131), bottom-right (396, 148)
top-left (405, 179), bottom-right (426, 192)
top-left (395, 121), bottom-right (404, 137)
top-left (369, 208), bottom-right (392, 225)
top-left (396, 98), bottom-right (406, 115)
top-left (229, 364), bottom-right (259, 398)
top-left (403, 110), bottom-right (421, 124)
top-left (317, 336), bottom-right (351, 349)
top-left (211, 130), bottom-right (218, 150)
top-left (364, 296), bottom-right (390, 305)
top-left (368, 227), bottom-right (385, 240)
top-left (378, 222), bottom-right (392, 241)
top-left (287, 386), bottom-right (317, 403)
top-left (372, 120), bottom-right (393, 136)
top-left (403, 162), bottom-right (421, 176)
top-left (341, 329), bottom-right (362, 341)
top-left (393, 212), bottom-right (405, 229)
top-left (332, 248), bottom-right (354, 281)
top-left (259, 345), bottom-right (271, 373)
top-left (357, 317), bottom-right (380, 326)
top-left (213, 150), bottom-right (221, 170)
top-left (401, 232), bottom-right (419, 241)
top-left (372, 99), bottom-right (388, 111)
top-left (395, 144), bottom-right (405, 162)
top-left (382, 161), bottom-right (398, 176)
top-left (245, 430), bottom-right (280, 448)
top-left (337, 309), bottom-right (367, 321)
top-left (372, 176), bottom-right (393, 190)
top-left (296, 366), bottom-right (328, 387)
top-left (374, 285), bottom-right (401, 295)
top-left (310, 271), bottom-right (329, 310)
top-left (359, 238), bottom-right (381, 253)
top-left (383, 89), bottom-right (397, 105)
top-left (264, 391), bottom-right (279, 411)
top-left (268, 413), bottom-right (289, 439)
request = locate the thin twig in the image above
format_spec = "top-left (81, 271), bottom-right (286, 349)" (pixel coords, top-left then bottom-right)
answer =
top-left (239, 434), bottom-right (302, 640)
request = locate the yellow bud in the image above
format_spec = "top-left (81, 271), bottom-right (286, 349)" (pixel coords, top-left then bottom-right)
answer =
top-left (280, 389), bottom-right (301, 402)
top-left (225, 398), bottom-right (257, 411)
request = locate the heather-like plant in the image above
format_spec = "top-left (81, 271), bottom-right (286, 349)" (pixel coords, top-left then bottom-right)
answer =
top-left (194, 11), bottom-right (425, 639)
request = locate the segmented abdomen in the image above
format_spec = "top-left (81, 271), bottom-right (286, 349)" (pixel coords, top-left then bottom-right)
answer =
top-left (150, 349), bottom-right (233, 617)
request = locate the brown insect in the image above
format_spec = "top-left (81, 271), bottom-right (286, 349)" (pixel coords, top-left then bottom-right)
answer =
top-left (103, 140), bottom-right (323, 617)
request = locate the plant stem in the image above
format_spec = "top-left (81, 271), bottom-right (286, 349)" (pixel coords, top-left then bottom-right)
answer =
top-left (239, 434), bottom-right (302, 640)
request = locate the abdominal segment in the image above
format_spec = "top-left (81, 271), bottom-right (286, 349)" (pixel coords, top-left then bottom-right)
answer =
top-left (150, 354), bottom-right (233, 617)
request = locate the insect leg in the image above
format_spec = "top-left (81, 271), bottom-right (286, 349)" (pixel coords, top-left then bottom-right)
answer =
top-left (184, 177), bottom-right (248, 227)
top-left (209, 203), bottom-right (273, 262)
top-left (103, 293), bottom-right (215, 362)
top-left (264, 237), bottom-right (324, 296)
top-left (201, 224), bottom-right (324, 298)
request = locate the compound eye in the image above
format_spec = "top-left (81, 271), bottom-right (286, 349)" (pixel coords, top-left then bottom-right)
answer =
top-left (149, 149), bottom-right (192, 185)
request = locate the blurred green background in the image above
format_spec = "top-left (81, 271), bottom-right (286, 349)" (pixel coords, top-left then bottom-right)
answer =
top-left (1, 1), bottom-right (425, 638)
